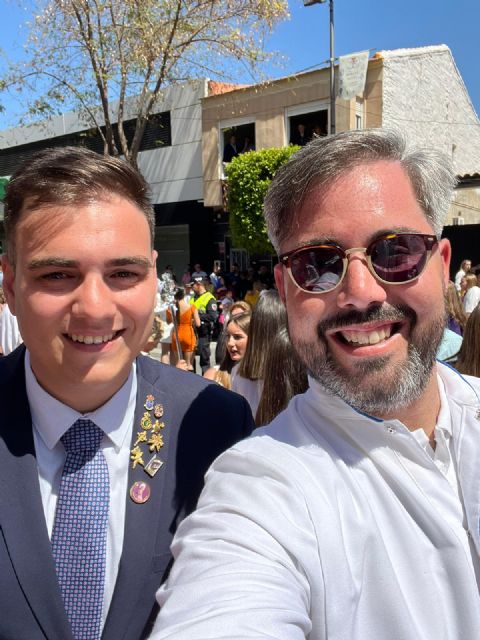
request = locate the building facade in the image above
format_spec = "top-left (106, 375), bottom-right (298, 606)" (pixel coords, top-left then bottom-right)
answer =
top-left (202, 45), bottom-right (480, 241)
top-left (1, 45), bottom-right (479, 272)
top-left (0, 80), bottom-right (239, 278)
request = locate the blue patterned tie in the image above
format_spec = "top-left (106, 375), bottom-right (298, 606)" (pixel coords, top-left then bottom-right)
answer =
top-left (51, 419), bottom-right (109, 640)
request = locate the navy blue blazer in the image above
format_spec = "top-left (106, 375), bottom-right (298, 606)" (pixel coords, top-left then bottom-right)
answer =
top-left (0, 346), bottom-right (254, 639)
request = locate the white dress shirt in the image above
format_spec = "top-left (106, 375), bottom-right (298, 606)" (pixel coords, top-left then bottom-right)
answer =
top-left (411, 375), bottom-right (461, 501)
top-left (0, 305), bottom-right (22, 355)
top-left (153, 363), bottom-right (480, 639)
top-left (463, 285), bottom-right (480, 314)
top-left (454, 268), bottom-right (466, 291)
top-left (230, 366), bottom-right (263, 417)
top-left (25, 351), bottom-right (137, 627)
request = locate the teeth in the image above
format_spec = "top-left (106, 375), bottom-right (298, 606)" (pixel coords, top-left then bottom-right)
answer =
top-left (70, 333), bottom-right (115, 344)
top-left (341, 327), bottom-right (392, 345)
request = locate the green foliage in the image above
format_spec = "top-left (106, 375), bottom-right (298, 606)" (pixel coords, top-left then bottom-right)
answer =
top-left (226, 145), bottom-right (299, 254)
top-left (0, 177), bottom-right (9, 201)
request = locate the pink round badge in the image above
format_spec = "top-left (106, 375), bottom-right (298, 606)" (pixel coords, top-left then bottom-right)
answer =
top-left (129, 481), bottom-right (151, 504)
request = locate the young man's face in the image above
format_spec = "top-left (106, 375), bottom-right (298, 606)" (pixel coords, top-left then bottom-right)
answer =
top-left (275, 161), bottom-right (450, 418)
top-left (3, 195), bottom-right (157, 412)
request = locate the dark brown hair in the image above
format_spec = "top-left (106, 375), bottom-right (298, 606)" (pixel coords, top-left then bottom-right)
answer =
top-left (238, 290), bottom-right (286, 380)
top-left (464, 274), bottom-right (478, 290)
top-left (4, 146), bottom-right (155, 261)
top-left (445, 281), bottom-right (467, 332)
top-left (456, 305), bottom-right (480, 377)
top-left (255, 327), bottom-right (308, 426)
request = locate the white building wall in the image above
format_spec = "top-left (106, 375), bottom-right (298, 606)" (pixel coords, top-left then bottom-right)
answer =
top-left (137, 80), bottom-right (206, 204)
top-left (0, 110), bottom-right (85, 147)
top-left (380, 45), bottom-right (480, 177)
top-left (0, 79), bottom-right (208, 206)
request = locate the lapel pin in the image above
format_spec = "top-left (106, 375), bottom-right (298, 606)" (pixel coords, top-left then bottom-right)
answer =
top-left (133, 398), bottom-right (167, 477)
top-left (144, 394), bottom-right (155, 411)
top-left (130, 446), bottom-right (145, 469)
top-left (153, 420), bottom-right (165, 433)
top-left (148, 432), bottom-right (164, 453)
top-left (134, 431), bottom-right (148, 447)
top-left (130, 481), bottom-right (151, 504)
top-left (144, 456), bottom-right (164, 477)
top-left (141, 412), bottom-right (153, 431)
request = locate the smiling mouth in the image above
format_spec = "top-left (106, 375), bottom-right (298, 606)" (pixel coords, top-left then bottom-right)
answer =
top-left (334, 323), bottom-right (401, 346)
top-left (65, 330), bottom-right (123, 344)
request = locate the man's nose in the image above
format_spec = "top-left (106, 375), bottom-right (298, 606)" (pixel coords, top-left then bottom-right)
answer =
top-left (336, 253), bottom-right (388, 310)
top-left (71, 275), bottom-right (116, 319)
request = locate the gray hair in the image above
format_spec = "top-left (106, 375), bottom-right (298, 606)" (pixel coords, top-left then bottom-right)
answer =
top-left (264, 128), bottom-right (456, 252)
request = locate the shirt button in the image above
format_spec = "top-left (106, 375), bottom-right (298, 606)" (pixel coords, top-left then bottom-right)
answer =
top-left (386, 425), bottom-right (396, 434)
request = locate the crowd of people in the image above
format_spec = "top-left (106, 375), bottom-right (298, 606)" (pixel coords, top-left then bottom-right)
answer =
top-left (146, 259), bottom-right (305, 426)
top-left (439, 258), bottom-right (480, 367)
top-left (2, 129), bottom-right (480, 640)
top-left (137, 251), bottom-right (480, 430)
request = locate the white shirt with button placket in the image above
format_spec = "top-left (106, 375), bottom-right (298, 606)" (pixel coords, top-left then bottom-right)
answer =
top-left (153, 361), bottom-right (480, 639)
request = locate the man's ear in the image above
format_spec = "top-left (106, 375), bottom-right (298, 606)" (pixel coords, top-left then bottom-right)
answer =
top-left (1, 255), bottom-right (17, 315)
top-left (438, 238), bottom-right (451, 288)
top-left (274, 263), bottom-right (286, 304)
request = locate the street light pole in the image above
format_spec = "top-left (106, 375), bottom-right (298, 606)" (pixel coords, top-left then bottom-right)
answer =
top-left (303, 0), bottom-right (335, 134)
top-left (328, 0), bottom-right (335, 134)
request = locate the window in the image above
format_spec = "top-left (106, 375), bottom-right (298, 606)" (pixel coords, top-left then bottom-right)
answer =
top-left (221, 123), bottom-right (256, 164)
top-left (288, 110), bottom-right (328, 146)
top-left (355, 99), bottom-right (364, 130)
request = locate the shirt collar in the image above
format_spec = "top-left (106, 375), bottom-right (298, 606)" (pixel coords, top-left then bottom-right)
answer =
top-left (25, 350), bottom-right (137, 452)
top-left (435, 372), bottom-right (452, 437)
top-left (306, 366), bottom-right (455, 451)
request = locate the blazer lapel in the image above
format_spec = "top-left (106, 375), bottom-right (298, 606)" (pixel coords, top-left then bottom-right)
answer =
top-left (103, 368), bottom-right (175, 639)
top-left (0, 348), bottom-right (73, 640)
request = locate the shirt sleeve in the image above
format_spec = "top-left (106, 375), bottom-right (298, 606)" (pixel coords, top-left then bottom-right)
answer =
top-left (150, 445), bottom-right (316, 639)
top-left (205, 298), bottom-right (219, 322)
top-left (454, 270), bottom-right (463, 291)
top-left (463, 288), bottom-right (480, 314)
top-left (0, 306), bottom-right (22, 355)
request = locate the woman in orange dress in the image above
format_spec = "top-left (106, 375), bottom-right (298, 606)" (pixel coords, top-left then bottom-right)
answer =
top-left (167, 288), bottom-right (201, 370)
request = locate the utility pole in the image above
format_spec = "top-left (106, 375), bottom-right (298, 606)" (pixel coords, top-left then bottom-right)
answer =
top-left (303, 0), bottom-right (335, 134)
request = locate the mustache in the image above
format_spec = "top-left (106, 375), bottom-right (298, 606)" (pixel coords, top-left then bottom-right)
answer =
top-left (316, 303), bottom-right (417, 337)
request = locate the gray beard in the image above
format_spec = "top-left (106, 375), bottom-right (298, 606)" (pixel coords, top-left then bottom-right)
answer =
top-left (292, 303), bottom-right (446, 417)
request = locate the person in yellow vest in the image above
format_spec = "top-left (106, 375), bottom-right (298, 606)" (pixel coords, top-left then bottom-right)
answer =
top-left (190, 276), bottom-right (218, 373)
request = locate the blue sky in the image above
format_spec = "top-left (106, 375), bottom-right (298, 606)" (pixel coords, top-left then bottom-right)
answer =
top-left (264, 0), bottom-right (480, 115)
top-left (0, 0), bottom-right (479, 130)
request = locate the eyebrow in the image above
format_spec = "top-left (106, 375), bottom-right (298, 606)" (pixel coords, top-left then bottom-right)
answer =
top-left (27, 256), bottom-right (154, 270)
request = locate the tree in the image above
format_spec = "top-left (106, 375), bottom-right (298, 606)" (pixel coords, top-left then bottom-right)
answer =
top-left (226, 145), bottom-right (299, 255)
top-left (1, 0), bottom-right (288, 167)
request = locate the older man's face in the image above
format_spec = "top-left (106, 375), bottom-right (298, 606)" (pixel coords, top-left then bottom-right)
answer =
top-left (274, 161), bottom-right (450, 417)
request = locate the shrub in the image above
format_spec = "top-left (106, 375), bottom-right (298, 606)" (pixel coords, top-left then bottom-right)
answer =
top-left (226, 145), bottom-right (300, 254)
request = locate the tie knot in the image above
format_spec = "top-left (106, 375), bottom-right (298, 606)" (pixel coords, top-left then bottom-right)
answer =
top-left (61, 419), bottom-right (103, 455)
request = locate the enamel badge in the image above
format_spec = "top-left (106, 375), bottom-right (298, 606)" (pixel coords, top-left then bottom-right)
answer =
top-left (130, 481), bottom-right (151, 504)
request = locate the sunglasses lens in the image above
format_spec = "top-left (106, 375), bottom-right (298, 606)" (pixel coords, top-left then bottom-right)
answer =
top-left (370, 234), bottom-right (429, 283)
top-left (290, 246), bottom-right (344, 292)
